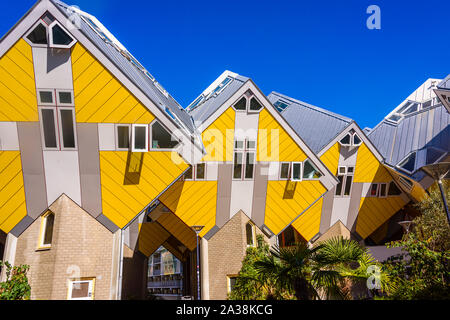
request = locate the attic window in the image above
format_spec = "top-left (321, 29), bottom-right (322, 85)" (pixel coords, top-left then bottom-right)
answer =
top-left (234, 97), bottom-right (247, 111)
top-left (273, 100), bottom-right (289, 113)
top-left (26, 22), bottom-right (47, 45)
top-left (339, 131), bottom-right (362, 147)
top-left (249, 97), bottom-right (263, 111)
top-left (48, 21), bottom-right (76, 48)
top-left (302, 159), bottom-right (322, 180)
top-left (151, 121), bottom-right (179, 150)
top-left (339, 133), bottom-right (351, 146)
top-left (397, 152), bottom-right (416, 173)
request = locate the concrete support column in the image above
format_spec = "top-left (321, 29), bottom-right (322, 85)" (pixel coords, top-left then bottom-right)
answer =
top-left (1, 234), bottom-right (17, 281)
top-left (200, 237), bottom-right (210, 300)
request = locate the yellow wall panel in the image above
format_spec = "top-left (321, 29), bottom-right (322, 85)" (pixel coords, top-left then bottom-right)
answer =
top-left (0, 151), bottom-right (27, 233)
top-left (356, 196), bottom-right (406, 239)
top-left (257, 109), bottom-right (307, 162)
top-left (0, 39), bottom-right (37, 122)
top-left (99, 151), bottom-right (188, 228)
top-left (138, 222), bottom-right (170, 257)
top-left (156, 212), bottom-right (197, 251)
top-left (320, 142), bottom-right (340, 175)
top-left (71, 43), bottom-right (155, 124)
top-left (159, 180), bottom-right (217, 238)
top-left (354, 143), bottom-right (391, 183)
top-left (291, 197), bottom-right (323, 241)
top-left (264, 180), bottom-right (326, 235)
top-left (201, 107), bottom-right (235, 162)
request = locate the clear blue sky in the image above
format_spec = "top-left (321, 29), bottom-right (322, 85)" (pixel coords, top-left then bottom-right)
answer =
top-left (1, 0), bottom-right (449, 129)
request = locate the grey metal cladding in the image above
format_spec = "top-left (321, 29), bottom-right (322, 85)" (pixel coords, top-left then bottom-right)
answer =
top-left (52, 0), bottom-right (195, 133)
top-left (215, 164), bottom-right (233, 228)
top-left (189, 76), bottom-right (248, 126)
top-left (251, 163), bottom-right (268, 229)
top-left (437, 74), bottom-right (450, 90)
top-left (96, 213), bottom-right (120, 233)
top-left (77, 123), bottom-right (102, 218)
top-left (9, 215), bottom-right (34, 237)
top-left (268, 92), bottom-right (352, 154)
top-left (203, 225), bottom-right (220, 241)
top-left (319, 190), bottom-right (334, 234)
top-left (16, 122), bottom-right (48, 220)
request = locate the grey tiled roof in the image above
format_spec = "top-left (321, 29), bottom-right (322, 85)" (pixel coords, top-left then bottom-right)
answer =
top-left (267, 92), bottom-right (353, 154)
top-left (52, 0), bottom-right (195, 133)
top-left (189, 75), bottom-right (249, 127)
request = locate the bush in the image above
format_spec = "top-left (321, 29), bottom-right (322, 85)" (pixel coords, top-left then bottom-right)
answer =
top-left (0, 261), bottom-right (31, 300)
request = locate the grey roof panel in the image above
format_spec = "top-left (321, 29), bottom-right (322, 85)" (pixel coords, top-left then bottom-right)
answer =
top-left (268, 92), bottom-right (352, 153)
top-left (52, 0), bottom-right (195, 133)
top-left (438, 74), bottom-right (450, 90)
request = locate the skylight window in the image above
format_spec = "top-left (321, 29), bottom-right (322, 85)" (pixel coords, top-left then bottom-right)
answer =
top-left (397, 152), bottom-right (416, 173)
top-left (187, 95), bottom-right (205, 111)
top-left (274, 100), bottom-right (290, 113)
top-left (207, 77), bottom-right (233, 98)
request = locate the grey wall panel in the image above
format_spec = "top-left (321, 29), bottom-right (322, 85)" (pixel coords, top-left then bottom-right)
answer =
top-left (319, 190), bottom-right (335, 234)
top-left (215, 163), bottom-right (233, 228)
top-left (346, 183), bottom-right (363, 232)
top-left (251, 163), bottom-right (269, 228)
top-left (77, 123), bottom-right (103, 218)
top-left (96, 213), bottom-right (119, 233)
top-left (9, 216), bottom-right (34, 238)
top-left (16, 122), bottom-right (48, 220)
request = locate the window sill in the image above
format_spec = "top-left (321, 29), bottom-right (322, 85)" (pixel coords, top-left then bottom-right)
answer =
top-left (36, 246), bottom-right (51, 252)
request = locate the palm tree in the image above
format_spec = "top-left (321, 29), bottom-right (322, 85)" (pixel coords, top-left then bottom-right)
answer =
top-left (254, 237), bottom-right (392, 300)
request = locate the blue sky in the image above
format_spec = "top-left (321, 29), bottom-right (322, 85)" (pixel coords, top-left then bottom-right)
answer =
top-left (1, 0), bottom-right (449, 129)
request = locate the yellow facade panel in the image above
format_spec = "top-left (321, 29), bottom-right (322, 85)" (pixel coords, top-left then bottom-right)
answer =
top-left (156, 212), bottom-right (197, 251)
top-left (291, 197), bottom-right (323, 241)
top-left (320, 142), bottom-right (340, 175)
top-left (264, 180), bottom-right (326, 235)
top-left (354, 143), bottom-right (391, 183)
top-left (138, 222), bottom-right (171, 257)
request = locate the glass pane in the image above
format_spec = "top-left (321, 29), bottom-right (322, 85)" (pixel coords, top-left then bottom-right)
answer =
top-left (52, 24), bottom-right (73, 45)
top-left (338, 167), bottom-right (346, 175)
top-left (41, 109), bottom-right (57, 148)
top-left (59, 92), bottom-right (72, 104)
top-left (134, 126), bottom-right (147, 150)
top-left (40, 91), bottom-right (53, 104)
top-left (370, 184), bottom-right (378, 197)
top-left (27, 23), bottom-right (47, 44)
top-left (117, 126), bottom-right (129, 149)
top-left (292, 163), bottom-right (301, 180)
top-left (380, 184), bottom-right (387, 197)
top-left (303, 160), bottom-right (322, 179)
top-left (60, 109), bottom-right (75, 148)
top-left (43, 213), bottom-right (54, 245)
top-left (233, 152), bottom-right (243, 179)
top-left (344, 175), bottom-right (353, 196)
top-left (71, 281), bottom-right (90, 299)
top-left (398, 152), bottom-right (416, 172)
top-left (246, 140), bottom-right (256, 149)
top-left (151, 121), bottom-right (178, 149)
top-left (249, 97), bottom-right (262, 111)
top-left (388, 114), bottom-right (402, 122)
top-left (196, 163), bottom-right (205, 180)
top-left (280, 163), bottom-right (290, 179)
top-left (234, 97), bottom-right (247, 110)
top-left (274, 100), bottom-right (289, 112)
top-left (353, 133), bottom-right (362, 145)
top-left (335, 175), bottom-right (344, 195)
top-left (245, 152), bottom-right (255, 179)
top-left (246, 223), bottom-right (254, 246)
top-left (184, 166), bottom-right (193, 180)
top-left (340, 134), bottom-right (351, 145)
top-left (388, 181), bottom-right (402, 195)
top-left (234, 140), bottom-right (244, 149)
top-left (347, 167), bottom-right (354, 174)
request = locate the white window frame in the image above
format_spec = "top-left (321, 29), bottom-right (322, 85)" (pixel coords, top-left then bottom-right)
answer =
top-left (67, 278), bottom-right (95, 300)
top-left (279, 162), bottom-right (291, 180)
top-left (335, 166), bottom-right (354, 197)
top-left (302, 159), bottom-right (323, 180)
top-left (232, 96), bottom-right (248, 112)
top-left (247, 96), bottom-right (264, 113)
top-left (291, 162), bottom-right (303, 182)
top-left (37, 212), bottom-right (54, 250)
top-left (339, 133), bottom-right (352, 147)
top-left (23, 20), bottom-right (48, 48)
top-left (37, 89), bottom-right (56, 106)
top-left (48, 21), bottom-right (77, 49)
top-left (244, 151), bottom-right (256, 180)
top-left (195, 163), bottom-right (206, 181)
top-left (338, 166), bottom-right (347, 175)
top-left (115, 124), bottom-right (131, 151)
top-left (56, 90), bottom-right (74, 106)
top-left (57, 107), bottom-right (77, 151)
top-left (396, 151), bottom-right (417, 174)
top-left (39, 106), bottom-right (60, 151)
top-left (245, 222), bottom-right (256, 248)
top-left (368, 183), bottom-right (379, 197)
top-left (131, 124), bottom-right (148, 153)
top-left (149, 120), bottom-right (180, 151)
top-left (378, 183), bottom-right (388, 198)
top-left (352, 133), bottom-right (362, 146)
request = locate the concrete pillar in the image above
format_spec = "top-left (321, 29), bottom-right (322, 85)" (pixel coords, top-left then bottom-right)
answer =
top-left (1, 233), bottom-right (17, 281)
top-left (200, 237), bottom-right (210, 300)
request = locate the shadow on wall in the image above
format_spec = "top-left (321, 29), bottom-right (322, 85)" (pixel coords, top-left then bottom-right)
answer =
top-left (121, 247), bottom-right (148, 300)
top-left (283, 180), bottom-right (297, 199)
top-left (47, 48), bottom-right (71, 73)
top-left (124, 151), bottom-right (144, 185)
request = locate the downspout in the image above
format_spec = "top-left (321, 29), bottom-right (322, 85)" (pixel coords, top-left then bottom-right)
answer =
top-left (117, 228), bottom-right (124, 300)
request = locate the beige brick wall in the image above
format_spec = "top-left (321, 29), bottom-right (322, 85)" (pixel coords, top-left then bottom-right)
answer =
top-left (14, 194), bottom-right (115, 300)
top-left (207, 211), bottom-right (268, 300)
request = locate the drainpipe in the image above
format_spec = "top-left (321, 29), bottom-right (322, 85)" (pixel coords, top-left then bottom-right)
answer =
top-left (117, 229), bottom-right (124, 300)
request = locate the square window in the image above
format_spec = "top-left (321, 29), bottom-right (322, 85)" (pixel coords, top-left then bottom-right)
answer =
top-left (246, 140), bottom-right (256, 150)
top-left (234, 140), bottom-right (244, 150)
top-left (132, 124), bottom-right (148, 152)
top-left (379, 183), bottom-right (387, 198)
top-left (38, 90), bottom-right (55, 105)
top-left (68, 278), bottom-right (95, 300)
top-left (57, 91), bottom-right (73, 105)
top-left (116, 125), bottom-right (130, 150)
top-left (369, 184), bottom-right (378, 197)
top-left (338, 166), bottom-right (346, 175)
top-left (196, 163), bottom-right (206, 180)
top-left (347, 167), bottom-right (355, 174)
top-left (291, 162), bottom-right (302, 181)
top-left (280, 163), bottom-right (290, 180)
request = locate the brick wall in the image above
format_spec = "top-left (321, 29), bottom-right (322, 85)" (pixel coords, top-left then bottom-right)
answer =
top-left (207, 211), bottom-right (269, 300)
top-left (14, 194), bottom-right (115, 300)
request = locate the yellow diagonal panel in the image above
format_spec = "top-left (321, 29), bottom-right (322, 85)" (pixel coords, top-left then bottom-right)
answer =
top-left (138, 222), bottom-right (171, 257)
top-left (320, 142), bottom-right (340, 175)
top-left (201, 107), bottom-right (235, 162)
top-left (71, 43), bottom-right (155, 124)
top-left (99, 151), bottom-right (188, 229)
top-left (291, 197), bottom-right (323, 241)
top-left (0, 151), bottom-right (27, 233)
top-left (354, 143), bottom-right (391, 183)
top-left (264, 180), bottom-right (326, 235)
top-left (156, 212), bottom-right (197, 251)
top-left (356, 196), bottom-right (406, 239)
top-left (0, 39), bottom-right (37, 122)
top-left (159, 181), bottom-right (217, 238)
top-left (257, 108), bottom-right (307, 162)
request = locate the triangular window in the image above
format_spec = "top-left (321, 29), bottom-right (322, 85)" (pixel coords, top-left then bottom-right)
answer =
top-left (48, 21), bottom-right (76, 48)
top-left (249, 97), bottom-right (263, 111)
top-left (25, 21), bottom-right (48, 45)
top-left (397, 152), bottom-right (416, 173)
